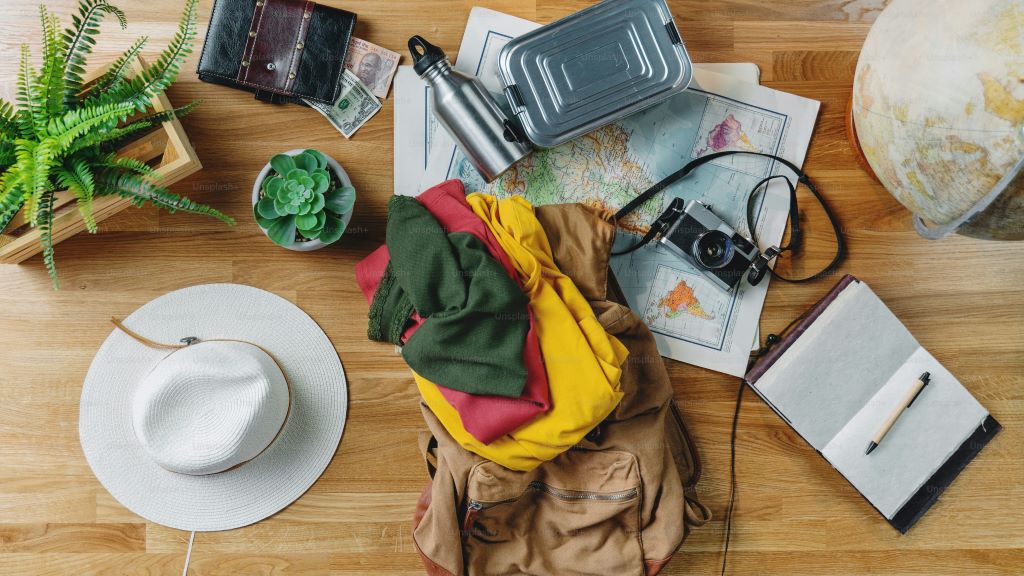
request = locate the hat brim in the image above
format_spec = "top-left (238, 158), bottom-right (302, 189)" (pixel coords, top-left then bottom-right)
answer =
top-left (79, 284), bottom-right (347, 532)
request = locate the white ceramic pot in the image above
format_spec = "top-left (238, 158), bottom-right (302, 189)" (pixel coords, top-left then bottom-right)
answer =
top-left (252, 148), bottom-right (355, 251)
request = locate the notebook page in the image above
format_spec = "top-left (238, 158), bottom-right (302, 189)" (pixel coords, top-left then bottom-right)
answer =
top-left (821, 347), bottom-right (988, 518)
top-left (752, 281), bottom-right (919, 449)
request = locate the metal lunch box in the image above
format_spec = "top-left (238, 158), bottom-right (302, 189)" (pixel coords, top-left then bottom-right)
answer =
top-left (497, 0), bottom-right (694, 148)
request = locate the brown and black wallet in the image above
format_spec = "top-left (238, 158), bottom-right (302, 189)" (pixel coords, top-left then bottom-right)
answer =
top-left (197, 0), bottom-right (357, 106)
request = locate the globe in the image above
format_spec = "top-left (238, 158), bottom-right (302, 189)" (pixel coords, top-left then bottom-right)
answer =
top-left (852, 0), bottom-right (1024, 240)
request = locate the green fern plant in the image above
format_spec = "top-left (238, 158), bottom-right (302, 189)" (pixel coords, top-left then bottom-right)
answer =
top-left (0, 0), bottom-right (234, 288)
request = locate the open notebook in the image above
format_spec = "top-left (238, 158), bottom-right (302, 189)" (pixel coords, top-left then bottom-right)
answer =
top-left (745, 275), bottom-right (1001, 533)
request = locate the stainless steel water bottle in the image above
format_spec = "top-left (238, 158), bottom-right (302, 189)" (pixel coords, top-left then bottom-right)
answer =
top-left (408, 36), bottom-right (533, 183)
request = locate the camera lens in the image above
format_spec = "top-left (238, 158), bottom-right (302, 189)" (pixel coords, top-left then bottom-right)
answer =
top-left (692, 230), bottom-right (734, 269)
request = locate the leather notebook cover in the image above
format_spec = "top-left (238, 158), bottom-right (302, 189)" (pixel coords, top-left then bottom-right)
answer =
top-left (197, 0), bottom-right (356, 105)
top-left (745, 275), bottom-right (1001, 533)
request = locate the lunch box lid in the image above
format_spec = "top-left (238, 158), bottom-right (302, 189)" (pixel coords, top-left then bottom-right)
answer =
top-left (497, 0), bottom-right (693, 148)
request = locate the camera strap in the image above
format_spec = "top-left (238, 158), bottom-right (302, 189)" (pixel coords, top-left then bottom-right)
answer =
top-left (611, 150), bottom-right (846, 284)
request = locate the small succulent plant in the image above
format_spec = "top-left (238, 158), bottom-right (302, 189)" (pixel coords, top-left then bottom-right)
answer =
top-left (254, 149), bottom-right (355, 247)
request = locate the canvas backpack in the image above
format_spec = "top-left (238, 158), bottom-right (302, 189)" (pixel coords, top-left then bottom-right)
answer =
top-left (411, 204), bottom-right (710, 576)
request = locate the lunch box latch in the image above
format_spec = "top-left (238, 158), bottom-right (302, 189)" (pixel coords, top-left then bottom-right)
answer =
top-left (504, 84), bottom-right (526, 114)
top-left (665, 21), bottom-right (682, 45)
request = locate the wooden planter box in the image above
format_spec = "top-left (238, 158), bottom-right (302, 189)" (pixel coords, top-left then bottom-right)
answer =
top-left (0, 58), bottom-right (202, 264)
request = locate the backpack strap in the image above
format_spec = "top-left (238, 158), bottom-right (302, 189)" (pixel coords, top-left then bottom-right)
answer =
top-left (684, 496), bottom-right (712, 527)
top-left (418, 432), bottom-right (439, 479)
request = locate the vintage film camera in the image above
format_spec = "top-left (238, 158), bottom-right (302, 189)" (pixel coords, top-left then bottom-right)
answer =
top-left (657, 198), bottom-right (771, 292)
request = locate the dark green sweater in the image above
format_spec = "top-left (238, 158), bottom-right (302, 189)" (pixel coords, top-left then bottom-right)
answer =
top-left (368, 196), bottom-right (529, 398)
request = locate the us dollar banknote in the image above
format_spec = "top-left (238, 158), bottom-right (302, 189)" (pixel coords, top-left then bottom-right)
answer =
top-left (304, 70), bottom-right (381, 139)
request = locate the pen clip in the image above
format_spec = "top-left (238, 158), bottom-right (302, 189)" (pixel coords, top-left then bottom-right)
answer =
top-left (906, 373), bottom-right (930, 408)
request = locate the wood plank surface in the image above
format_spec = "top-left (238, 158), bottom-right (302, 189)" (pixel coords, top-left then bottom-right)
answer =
top-left (1, 1), bottom-right (1022, 575)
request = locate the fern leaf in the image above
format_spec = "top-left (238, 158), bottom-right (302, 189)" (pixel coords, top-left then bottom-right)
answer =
top-left (36, 189), bottom-right (60, 288)
top-left (0, 161), bottom-right (24, 196)
top-left (16, 45), bottom-right (46, 135)
top-left (11, 136), bottom-right (61, 228)
top-left (63, 0), bottom-right (128, 108)
top-left (28, 139), bottom-right (60, 226)
top-left (63, 120), bottom-right (152, 157)
top-left (0, 166), bottom-right (27, 229)
top-left (134, 100), bottom-right (201, 127)
top-left (0, 99), bottom-right (18, 139)
top-left (78, 146), bottom-right (157, 179)
top-left (86, 0), bottom-right (198, 112)
top-left (82, 35), bottom-right (147, 99)
top-left (38, 7), bottom-right (68, 116)
top-left (0, 202), bottom-right (21, 234)
top-left (11, 139), bottom-right (41, 223)
top-left (96, 169), bottom-right (235, 225)
top-left (101, 156), bottom-right (157, 179)
top-left (81, 148), bottom-right (116, 166)
top-left (0, 99), bottom-right (18, 157)
top-left (46, 101), bottom-right (136, 152)
top-left (0, 100), bottom-right (17, 169)
top-left (56, 158), bottom-right (97, 233)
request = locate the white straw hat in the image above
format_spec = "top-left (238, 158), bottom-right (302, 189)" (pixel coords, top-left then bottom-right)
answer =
top-left (79, 284), bottom-right (347, 532)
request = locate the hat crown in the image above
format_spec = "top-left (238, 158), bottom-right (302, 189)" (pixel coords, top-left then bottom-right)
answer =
top-left (131, 341), bottom-right (289, 475)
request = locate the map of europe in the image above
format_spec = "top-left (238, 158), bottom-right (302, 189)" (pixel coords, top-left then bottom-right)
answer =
top-left (454, 122), bottom-right (661, 234)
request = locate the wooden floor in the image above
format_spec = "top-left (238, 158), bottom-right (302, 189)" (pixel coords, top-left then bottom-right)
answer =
top-left (1, 1), bottom-right (1022, 574)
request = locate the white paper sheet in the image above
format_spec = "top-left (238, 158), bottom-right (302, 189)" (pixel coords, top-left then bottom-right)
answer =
top-left (393, 65), bottom-right (432, 198)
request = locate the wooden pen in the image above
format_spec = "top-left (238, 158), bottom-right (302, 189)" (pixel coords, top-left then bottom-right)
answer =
top-left (865, 372), bottom-right (931, 455)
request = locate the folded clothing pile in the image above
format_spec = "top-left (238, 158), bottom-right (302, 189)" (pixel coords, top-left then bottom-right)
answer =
top-left (356, 180), bottom-right (628, 471)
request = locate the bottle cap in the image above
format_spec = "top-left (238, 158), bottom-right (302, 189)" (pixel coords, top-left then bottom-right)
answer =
top-left (408, 36), bottom-right (448, 76)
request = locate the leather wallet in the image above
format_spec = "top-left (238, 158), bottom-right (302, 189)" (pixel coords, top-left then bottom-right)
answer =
top-left (197, 0), bottom-right (357, 106)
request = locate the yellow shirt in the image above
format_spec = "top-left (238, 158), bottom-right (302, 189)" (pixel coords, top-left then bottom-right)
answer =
top-left (414, 194), bottom-right (628, 471)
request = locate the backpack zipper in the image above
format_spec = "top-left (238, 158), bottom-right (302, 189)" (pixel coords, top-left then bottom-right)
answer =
top-left (467, 482), bottom-right (638, 511)
top-left (463, 497), bottom-right (518, 535)
top-left (526, 481), bottom-right (638, 502)
top-left (466, 496), bottom-right (518, 512)
top-left (463, 482), bottom-right (639, 537)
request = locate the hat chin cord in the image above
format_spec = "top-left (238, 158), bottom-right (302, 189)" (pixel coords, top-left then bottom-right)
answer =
top-left (183, 531), bottom-right (195, 576)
